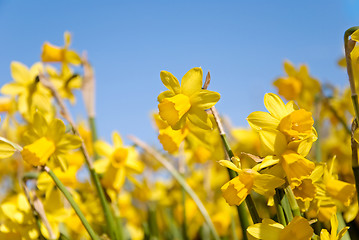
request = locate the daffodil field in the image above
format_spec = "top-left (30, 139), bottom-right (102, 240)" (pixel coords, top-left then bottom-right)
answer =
top-left (0, 26), bottom-right (359, 240)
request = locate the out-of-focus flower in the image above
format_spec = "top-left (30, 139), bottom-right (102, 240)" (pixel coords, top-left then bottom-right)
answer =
top-left (41, 32), bottom-right (81, 66)
top-left (21, 112), bottom-right (82, 167)
top-left (1, 62), bottom-right (52, 117)
top-left (273, 61), bottom-right (321, 110)
top-left (247, 216), bottom-right (313, 240)
top-left (94, 132), bottom-right (144, 192)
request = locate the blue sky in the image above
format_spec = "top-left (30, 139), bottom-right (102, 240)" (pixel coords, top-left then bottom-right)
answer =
top-left (0, 1), bottom-right (358, 144)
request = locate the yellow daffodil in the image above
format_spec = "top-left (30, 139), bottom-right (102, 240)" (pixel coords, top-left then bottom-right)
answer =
top-left (273, 60), bottom-right (321, 110)
top-left (158, 67), bottom-right (220, 130)
top-left (21, 112), bottom-right (82, 167)
top-left (219, 160), bottom-right (284, 206)
top-left (94, 132), bottom-right (144, 191)
top-left (247, 93), bottom-right (317, 157)
top-left (0, 193), bottom-right (39, 240)
top-left (46, 64), bottom-right (82, 104)
top-left (153, 113), bottom-right (188, 153)
top-left (247, 216), bottom-right (313, 240)
top-left (1, 61), bottom-right (52, 117)
top-left (41, 31), bottom-right (81, 66)
top-left (320, 214), bottom-right (349, 240)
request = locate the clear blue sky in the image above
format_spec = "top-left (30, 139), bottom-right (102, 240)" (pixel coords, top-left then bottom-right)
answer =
top-left (0, 1), bottom-right (358, 144)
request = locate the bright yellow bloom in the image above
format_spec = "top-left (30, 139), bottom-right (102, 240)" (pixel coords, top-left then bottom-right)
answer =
top-left (247, 93), bottom-right (317, 156)
top-left (320, 214), bottom-right (349, 240)
top-left (247, 216), bottom-right (313, 240)
top-left (94, 132), bottom-right (144, 191)
top-left (1, 62), bottom-right (51, 117)
top-left (21, 112), bottom-right (82, 167)
top-left (46, 64), bottom-right (82, 104)
top-left (219, 160), bottom-right (284, 206)
top-left (273, 61), bottom-right (321, 110)
top-left (41, 32), bottom-right (81, 66)
top-left (21, 137), bottom-right (55, 166)
top-left (158, 67), bottom-right (220, 130)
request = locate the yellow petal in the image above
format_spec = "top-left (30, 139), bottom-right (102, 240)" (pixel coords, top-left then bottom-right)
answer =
top-left (351, 29), bottom-right (359, 42)
top-left (281, 150), bottom-right (315, 180)
top-left (1, 83), bottom-right (24, 96)
top-left (264, 93), bottom-right (288, 119)
top-left (284, 60), bottom-right (296, 76)
top-left (247, 218), bottom-right (283, 240)
top-left (218, 160), bottom-right (241, 173)
top-left (0, 140), bottom-right (16, 159)
top-left (258, 129), bottom-right (287, 156)
top-left (160, 71), bottom-right (181, 94)
top-left (94, 158), bottom-right (110, 174)
top-left (247, 111), bottom-right (280, 131)
top-left (189, 90), bottom-right (220, 110)
top-left (180, 67), bottom-right (203, 96)
top-left (64, 50), bottom-right (82, 65)
top-left (252, 174), bottom-right (285, 198)
top-left (95, 140), bottom-right (114, 157)
top-left (188, 108), bottom-right (212, 130)
top-left (157, 90), bottom-right (175, 102)
top-left (279, 216), bottom-right (313, 240)
top-left (112, 132), bottom-right (123, 148)
top-left (64, 31), bottom-right (71, 47)
top-left (10, 61), bottom-right (30, 83)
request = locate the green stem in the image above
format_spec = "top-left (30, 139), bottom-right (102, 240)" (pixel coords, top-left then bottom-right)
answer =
top-left (181, 187), bottom-right (189, 240)
top-left (45, 167), bottom-right (100, 240)
top-left (89, 168), bottom-right (122, 240)
top-left (88, 117), bottom-right (98, 142)
top-left (148, 203), bottom-right (159, 240)
top-left (230, 213), bottom-right (239, 240)
top-left (130, 136), bottom-right (220, 240)
top-left (337, 212), bottom-right (351, 240)
top-left (274, 189), bottom-right (286, 226)
top-left (277, 189), bottom-right (293, 222)
top-left (284, 186), bottom-right (301, 217)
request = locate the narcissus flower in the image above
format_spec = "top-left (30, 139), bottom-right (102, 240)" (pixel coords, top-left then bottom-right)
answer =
top-left (1, 61), bottom-right (52, 116)
top-left (41, 31), bottom-right (81, 66)
top-left (247, 216), bottom-right (313, 240)
top-left (94, 132), bottom-right (144, 191)
top-left (219, 160), bottom-right (284, 206)
top-left (273, 61), bottom-right (321, 110)
top-left (21, 112), bottom-right (82, 167)
top-left (158, 67), bottom-right (220, 130)
top-left (247, 93), bottom-right (317, 157)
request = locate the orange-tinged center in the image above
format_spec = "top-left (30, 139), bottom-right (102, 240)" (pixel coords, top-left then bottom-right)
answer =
top-left (158, 94), bottom-right (191, 127)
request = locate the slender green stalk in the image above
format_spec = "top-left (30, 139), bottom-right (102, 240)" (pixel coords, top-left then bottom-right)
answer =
top-left (129, 136), bottom-right (220, 240)
top-left (277, 189), bottom-right (293, 222)
top-left (89, 117), bottom-right (98, 142)
top-left (230, 213), bottom-right (239, 240)
top-left (181, 187), bottom-right (189, 240)
top-left (337, 212), bottom-right (351, 240)
top-left (274, 189), bottom-right (286, 226)
top-left (213, 107), bottom-right (260, 224)
top-left (89, 168), bottom-right (122, 240)
top-left (284, 186), bottom-right (301, 217)
top-left (44, 166), bottom-right (100, 240)
top-left (148, 203), bottom-right (159, 240)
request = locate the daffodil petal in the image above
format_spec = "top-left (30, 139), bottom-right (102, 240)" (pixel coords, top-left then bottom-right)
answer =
top-left (258, 129), bottom-right (287, 156)
top-left (10, 61), bottom-right (31, 83)
top-left (157, 90), bottom-right (175, 102)
top-left (284, 60), bottom-right (296, 76)
top-left (95, 140), bottom-right (114, 157)
top-left (247, 111), bottom-right (280, 131)
top-left (264, 93), bottom-right (288, 119)
top-left (65, 50), bottom-right (82, 65)
top-left (253, 174), bottom-right (285, 198)
top-left (247, 219), bottom-right (283, 240)
top-left (181, 67), bottom-right (203, 96)
top-left (218, 160), bottom-right (241, 173)
top-left (188, 108), bottom-right (212, 130)
top-left (351, 29), bottom-right (359, 42)
top-left (112, 132), bottom-right (123, 148)
top-left (160, 71), bottom-right (181, 94)
top-left (190, 90), bottom-right (220, 110)
top-left (0, 83), bottom-right (24, 96)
